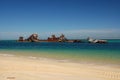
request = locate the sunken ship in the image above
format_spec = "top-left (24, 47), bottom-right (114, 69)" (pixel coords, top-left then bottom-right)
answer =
top-left (18, 34), bottom-right (81, 43)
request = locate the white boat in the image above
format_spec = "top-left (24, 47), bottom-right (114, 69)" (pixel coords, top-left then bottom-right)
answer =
top-left (87, 37), bottom-right (107, 43)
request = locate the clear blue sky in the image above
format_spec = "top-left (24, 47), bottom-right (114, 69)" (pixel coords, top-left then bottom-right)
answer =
top-left (0, 0), bottom-right (120, 39)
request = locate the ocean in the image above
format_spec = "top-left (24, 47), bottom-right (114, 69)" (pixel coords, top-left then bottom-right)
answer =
top-left (0, 39), bottom-right (120, 66)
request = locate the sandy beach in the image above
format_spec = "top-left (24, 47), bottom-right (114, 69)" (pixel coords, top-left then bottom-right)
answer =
top-left (0, 53), bottom-right (120, 80)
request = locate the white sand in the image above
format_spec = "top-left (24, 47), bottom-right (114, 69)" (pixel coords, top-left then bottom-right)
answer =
top-left (0, 54), bottom-right (120, 80)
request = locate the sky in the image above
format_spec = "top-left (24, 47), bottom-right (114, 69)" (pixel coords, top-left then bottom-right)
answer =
top-left (0, 0), bottom-right (120, 39)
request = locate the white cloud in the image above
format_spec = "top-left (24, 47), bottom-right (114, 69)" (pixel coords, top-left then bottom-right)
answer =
top-left (0, 29), bottom-right (120, 40)
top-left (56, 29), bottom-right (120, 39)
top-left (0, 32), bottom-right (31, 40)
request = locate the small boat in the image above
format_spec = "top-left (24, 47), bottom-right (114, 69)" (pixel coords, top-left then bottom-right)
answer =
top-left (87, 37), bottom-right (107, 43)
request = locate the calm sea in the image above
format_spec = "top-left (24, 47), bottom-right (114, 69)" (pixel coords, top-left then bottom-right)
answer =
top-left (0, 39), bottom-right (120, 65)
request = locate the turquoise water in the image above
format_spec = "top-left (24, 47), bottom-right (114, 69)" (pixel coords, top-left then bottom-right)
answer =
top-left (0, 39), bottom-right (120, 65)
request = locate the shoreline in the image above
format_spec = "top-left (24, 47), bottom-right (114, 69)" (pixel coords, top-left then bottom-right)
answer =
top-left (0, 50), bottom-right (120, 67)
top-left (0, 53), bottom-right (120, 80)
